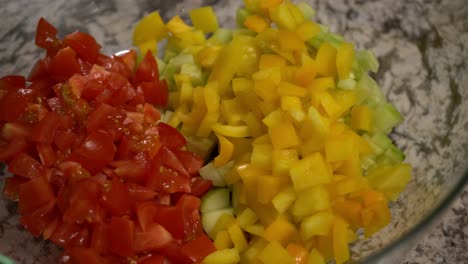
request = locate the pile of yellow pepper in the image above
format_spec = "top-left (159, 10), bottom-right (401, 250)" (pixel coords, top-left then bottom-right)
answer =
top-left (133, 1), bottom-right (412, 263)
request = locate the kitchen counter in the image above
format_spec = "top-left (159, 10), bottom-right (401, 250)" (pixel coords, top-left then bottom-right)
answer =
top-left (0, 0), bottom-right (467, 263)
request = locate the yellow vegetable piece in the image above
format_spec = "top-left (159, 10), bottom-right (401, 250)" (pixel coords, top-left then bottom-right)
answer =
top-left (203, 248), bottom-right (240, 264)
top-left (351, 105), bottom-right (373, 131)
top-left (221, 98), bottom-right (245, 125)
top-left (271, 187), bottom-right (296, 214)
top-left (204, 82), bottom-right (220, 114)
top-left (257, 175), bottom-right (281, 204)
top-left (320, 92), bottom-right (343, 120)
top-left (190, 6), bottom-right (219, 33)
top-left (336, 42), bottom-right (355, 80)
top-left (269, 2), bottom-right (297, 30)
top-left (285, 2), bottom-right (305, 25)
top-left (244, 224), bottom-right (265, 236)
top-left (244, 15), bottom-right (269, 33)
top-left (290, 152), bottom-right (332, 192)
top-left (215, 134), bottom-right (235, 167)
top-left (281, 96), bottom-right (305, 122)
top-left (295, 21), bottom-right (321, 41)
top-left (212, 123), bottom-right (251, 138)
top-left (238, 208), bottom-right (258, 228)
top-left (197, 45), bottom-right (222, 68)
top-left (307, 249), bottom-right (326, 264)
top-left (332, 218), bottom-right (350, 264)
top-left (300, 211), bottom-right (334, 240)
top-left (286, 243), bottom-right (308, 264)
top-left (254, 79), bottom-right (279, 102)
top-left (295, 60), bottom-right (317, 87)
top-left (251, 143), bottom-right (273, 169)
top-left (309, 77), bottom-right (335, 92)
top-left (316, 43), bottom-right (337, 77)
top-left (264, 217), bottom-right (298, 245)
top-left (252, 66), bottom-right (282, 85)
top-left (278, 82), bottom-right (308, 97)
top-left (133, 11), bottom-right (167, 45)
top-left (278, 30), bottom-right (306, 51)
top-left (262, 109), bottom-right (285, 128)
top-left (228, 223), bottom-right (249, 252)
top-left (272, 149), bottom-right (298, 177)
top-left (259, 0), bottom-right (283, 9)
top-left (242, 237), bottom-right (268, 264)
top-left (166, 15), bottom-right (193, 35)
top-left (367, 163), bottom-right (412, 201)
top-left (258, 241), bottom-right (295, 264)
top-left (332, 200), bottom-right (363, 228)
top-left (214, 230), bottom-right (234, 250)
top-left (232, 78), bottom-right (254, 95)
top-left (197, 112), bottom-right (220, 137)
top-left (259, 54), bottom-right (287, 69)
top-left (137, 39), bottom-right (157, 56)
top-left (292, 185), bottom-right (330, 217)
top-left (324, 133), bottom-right (357, 162)
top-left (270, 120), bottom-right (300, 149)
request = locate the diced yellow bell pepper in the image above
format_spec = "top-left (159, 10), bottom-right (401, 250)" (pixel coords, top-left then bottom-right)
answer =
top-left (278, 82), bottom-right (308, 97)
top-left (324, 133), bottom-right (357, 162)
top-left (228, 223), bottom-right (249, 252)
top-left (308, 77), bottom-right (335, 92)
top-left (351, 105), bottom-right (373, 131)
top-left (251, 143), bottom-right (273, 170)
top-left (278, 30), bottom-right (306, 51)
top-left (252, 66), bottom-right (282, 85)
top-left (244, 14), bottom-right (269, 33)
top-left (197, 45), bottom-right (222, 68)
top-left (203, 248), bottom-right (240, 264)
top-left (233, 78), bottom-right (254, 95)
top-left (204, 82), bottom-right (220, 114)
top-left (281, 96), bottom-right (305, 122)
top-left (133, 11), bottom-right (168, 45)
top-left (221, 98), bottom-right (245, 125)
top-left (285, 2), bottom-right (305, 25)
top-left (178, 78), bottom-right (194, 105)
top-left (300, 211), bottom-right (334, 240)
top-left (137, 39), bottom-right (157, 55)
top-left (214, 134), bottom-right (234, 167)
top-left (244, 0), bottom-right (261, 12)
top-left (332, 218), bottom-right (350, 264)
top-left (307, 249), bottom-right (326, 264)
top-left (335, 149), bottom-right (362, 178)
top-left (257, 175), bottom-right (281, 204)
top-left (316, 43), bottom-right (337, 77)
top-left (332, 200), bottom-right (363, 228)
top-left (190, 6), bottom-right (219, 33)
top-left (242, 112), bottom-right (265, 138)
top-left (262, 109), bottom-right (285, 128)
top-left (292, 185), bottom-right (330, 217)
top-left (209, 38), bottom-right (244, 95)
top-left (258, 241), bottom-right (295, 264)
top-left (320, 92), bottom-right (343, 120)
top-left (269, 2), bottom-right (297, 30)
top-left (212, 123), bottom-right (251, 138)
top-left (211, 213), bottom-right (236, 238)
top-left (214, 230), bottom-right (234, 250)
top-left (336, 42), bottom-right (355, 80)
top-left (264, 217), bottom-right (298, 245)
top-left (295, 21), bottom-right (321, 41)
top-left (272, 148), bottom-right (298, 177)
top-left (367, 163), bottom-right (412, 201)
top-left (244, 224), bottom-right (265, 236)
top-left (272, 187), bottom-right (296, 214)
top-left (270, 120), bottom-right (300, 149)
top-left (259, 54), bottom-right (287, 69)
top-left (254, 79), bottom-right (280, 102)
top-left (290, 152), bottom-right (332, 192)
top-left (166, 15), bottom-right (193, 35)
top-left (242, 237), bottom-right (268, 264)
top-left (197, 112), bottom-right (220, 137)
top-left (295, 61), bottom-right (317, 87)
top-left (259, 0), bottom-right (283, 9)
top-left (286, 243), bottom-right (309, 264)
top-left (238, 208), bottom-right (258, 228)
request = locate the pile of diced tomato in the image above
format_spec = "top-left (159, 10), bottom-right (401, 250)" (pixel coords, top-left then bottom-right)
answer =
top-left (0, 18), bottom-right (216, 264)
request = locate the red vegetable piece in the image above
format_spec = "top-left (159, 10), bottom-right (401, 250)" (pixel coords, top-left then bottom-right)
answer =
top-left (133, 51), bottom-right (159, 83)
top-left (49, 47), bottom-right (81, 82)
top-left (29, 111), bottom-right (61, 143)
top-left (156, 122), bottom-right (187, 150)
top-left (107, 217), bottom-right (135, 257)
top-left (139, 81), bottom-right (168, 107)
top-left (1, 122), bottom-right (31, 141)
top-left (28, 57), bottom-right (51, 81)
top-left (91, 223), bottom-right (109, 254)
top-left (20, 199), bottom-right (57, 237)
top-left (0, 89), bottom-right (31, 122)
top-left (138, 255), bottom-right (165, 264)
top-left (160, 146), bottom-right (189, 176)
top-left (179, 234), bottom-right (217, 263)
top-left (18, 176), bottom-right (55, 215)
top-left (100, 177), bottom-right (131, 216)
top-left (69, 247), bottom-right (109, 264)
top-left (134, 223), bottom-right (174, 253)
top-left (63, 199), bottom-right (105, 224)
top-left (136, 201), bottom-right (159, 232)
top-left (64, 31), bottom-right (102, 63)
top-left (35, 18), bottom-right (60, 52)
top-left (115, 49), bottom-right (137, 73)
top-left (0, 75), bottom-right (26, 91)
top-left (127, 183), bottom-right (157, 202)
top-left (2, 176), bottom-right (27, 200)
top-left (8, 152), bottom-right (44, 179)
top-left (174, 150), bottom-right (204, 176)
top-left (0, 138), bottom-right (28, 161)
top-left (190, 177), bottom-right (213, 198)
top-left (37, 143), bottom-right (57, 166)
top-left (50, 221), bottom-right (83, 248)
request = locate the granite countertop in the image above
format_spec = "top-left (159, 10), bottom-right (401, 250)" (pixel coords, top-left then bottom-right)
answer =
top-left (0, 0), bottom-right (467, 263)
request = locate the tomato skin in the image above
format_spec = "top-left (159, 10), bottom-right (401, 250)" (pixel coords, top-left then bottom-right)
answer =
top-left (160, 146), bottom-right (189, 176)
top-left (18, 176), bottom-right (55, 214)
top-left (91, 223), bottom-right (109, 254)
top-left (0, 75), bottom-right (26, 91)
top-left (0, 90), bottom-right (31, 122)
top-left (134, 223), bottom-right (174, 253)
top-left (190, 177), bottom-right (213, 198)
top-left (100, 177), bottom-right (131, 216)
top-left (37, 143), bottom-right (57, 166)
top-left (134, 51), bottom-right (159, 84)
top-left (115, 49), bottom-right (137, 73)
top-left (69, 247), bottom-right (109, 264)
top-left (28, 57), bottom-right (51, 81)
top-left (107, 217), bottom-right (135, 257)
top-left (63, 199), bottom-right (105, 224)
top-left (29, 111), bottom-right (61, 143)
top-left (179, 234), bottom-right (216, 263)
top-left (64, 31), bottom-right (101, 63)
top-left (8, 152), bottom-right (44, 179)
top-left (137, 255), bottom-right (165, 264)
top-left (50, 47), bottom-right (81, 82)
top-left (50, 222), bottom-right (84, 248)
top-left (156, 122), bottom-right (187, 150)
top-left (174, 150), bottom-right (204, 176)
top-left (139, 81), bottom-right (168, 107)
top-left (20, 199), bottom-right (57, 237)
top-left (0, 138), bottom-right (28, 160)
top-left (127, 183), bottom-right (157, 202)
top-left (35, 18), bottom-right (60, 52)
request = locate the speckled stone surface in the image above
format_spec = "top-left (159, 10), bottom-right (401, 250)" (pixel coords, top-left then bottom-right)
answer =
top-left (0, 0), bottom-right (467, 263)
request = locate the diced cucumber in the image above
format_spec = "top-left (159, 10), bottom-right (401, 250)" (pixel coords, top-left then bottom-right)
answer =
top-left (186, 135), bottom-right (217, 160)
top-left (180, 63), bottom-right (203, 86)
top-left (372, 103), bottom-right (404, 133)
top-left (363, 132), bottom-right (393, 156)
top-left (353, 50), bottom-right (379, 80)
top-left (337, 78), bottom-right (357, 90)
top-left (217, 161), bottom-right (235, 178)
top-left (355, 74), bottom-right (385, 105)
top-left (361, 155), bottom-right (376, 172)
top-left (202, 208), bottom-right (234, 236)
top-left (377, 144), bottom-right (406, 165)
top-left (209, 28), bottom-right (233, 45)
top-left (156, 57), bottom-right (166, 74)
top-left (297, 2), bottom-right (316, 20)
top-left (201, 188), bottom-right (231, 213)
top-left (200, 162), bottom-right (226, 187)
top-left (307, 31), bottom-right (344, 49)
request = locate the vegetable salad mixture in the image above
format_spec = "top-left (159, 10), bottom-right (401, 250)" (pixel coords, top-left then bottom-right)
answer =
top-left (0, 1), bottom-right (412, 264)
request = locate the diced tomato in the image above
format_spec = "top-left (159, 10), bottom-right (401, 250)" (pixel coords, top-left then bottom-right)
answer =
top-left (63, 199), bottom-right (105, 224)
top-left (86, 103), bottom-right (125, 133)
top-left (190, 177), bottom-right (213, 198)
top-left (142, 103), bottom-right (161, 124)
top-left (163, 241), bottom-right (193, 264)
top-left (160, 146), bottom-right (189, 176)
top-left (174, 150), bottom-right (204, 176)
top-left (0, 138), bottom-right (28, 160)
top-left (18, 176), bottom-right (55, 214)
top-left (179, 234), bottom-right (216, 263)
top-left (29, 111), bottom-right (61, 143)
top-left (176, 194), bottom-right (203, 241)
top-left (28, 57), bottom-right (51, 81)
top-left (2, 176), bottom-right (27, 200)
top-left (37, 143), bottom-right (57, 166)
top-left (127, 183), bottom-right (157, 202)
top-left (100, 177), bottom-right (131, 216)
top-left (138, 255), bottom-right (165, 264)
top-left (20, 199), bottom-right (57, 237)
top-left (43, 216), bottom-right (60, 240)
top-left (0, 75), bottom-right (26, 91)
top-left (35, 18), bottom-right (60, 52)
top-left (156, 122), bottom-right (187, 150)
top-left (49, 47), bottom-right (81, 82)
top-left (69, 74), bottom-right (87, 98)
top-left (54, 130), bottom-right (81, 151)
top-left (64, 31), bottom-right (101, 63)
top-left (50, 222), bottom-right (84, 247)
top-left (0, 90), bottom-right (31, 122)
top-left (112, 153), bottom-right (150, 183)
top-left (147, 165), bottom-right (191, 194)
top-left (1, 122), bottom-right (31, 140)
top-left (133, 51), bottom-right (159, 83)
top-left (8, 152), bottom-right (44, 179)
top-left (115, 49), bottom-right (137, 73)
top-left (106, 217), bottom-right (135, 257)
top-left (134, 223), bottom-right (173, 253)
top-left (69, 247), bottom-right (109, 264)
top-left (91, 223), bottom-right (109, 254)
top-left (135, 201), bottom-right (159, 232)
top-left (139, 81), bottom-right (168, 107)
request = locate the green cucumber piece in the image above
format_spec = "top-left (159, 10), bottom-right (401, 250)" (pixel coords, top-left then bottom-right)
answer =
top-left (200, 162), bottom-right (226, 187)
top-left (202, 208), bottom-right (234, 236)
top-left (236, 8), bottom-right (251, 28)
top-left (355, 74), bottom-right (385, 105)
top-left (297, 2), bottom-right (316, 20)
top-left (372, 103), bottom-right (404, 133)
top-left (201, 188), bottom-right (231, 213)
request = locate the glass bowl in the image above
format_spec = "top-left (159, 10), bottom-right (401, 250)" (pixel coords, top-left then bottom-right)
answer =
top-left (0, 0), bottom-right (467, 263)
